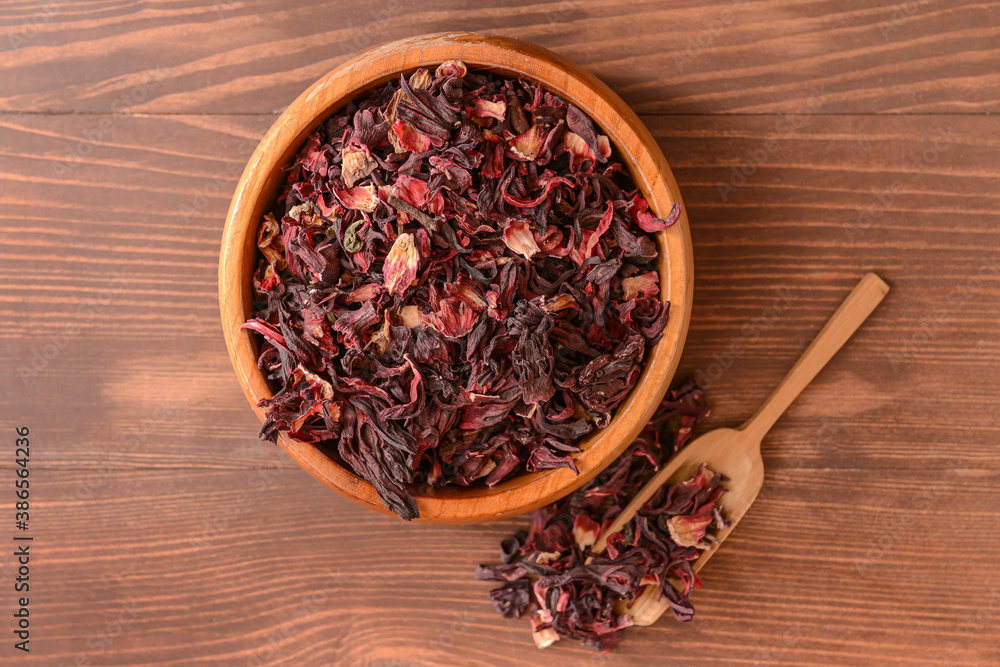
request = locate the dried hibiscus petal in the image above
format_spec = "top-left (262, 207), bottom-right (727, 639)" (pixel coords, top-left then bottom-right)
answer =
top-left (340, 146), bottom-right (376, 187)
top-left (477, 378), bottom-right (725, 653)
top-left (245, 62), bottom-right (675, 520)
top-left (621, 271), bottom-right (659, 301)
top-left (666, 501), bottom-right (716, 548)
top-left (335, 185), bottom-right (379, 211)
top-left (503, 219), bottom-right (540, 259)
top-left (383, 233), bottom-right (419, 296)
top-left (488, 579), bottom-right (532, 619)
top-left (511, 125), bottom-right (549, 161)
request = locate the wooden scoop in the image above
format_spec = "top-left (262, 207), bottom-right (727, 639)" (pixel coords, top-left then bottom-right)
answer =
top-left (592, 273), bottom-right (890, 626)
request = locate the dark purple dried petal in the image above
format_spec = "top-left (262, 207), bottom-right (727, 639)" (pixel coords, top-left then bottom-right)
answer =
top-left (488, 580), bottom-right (532, 619)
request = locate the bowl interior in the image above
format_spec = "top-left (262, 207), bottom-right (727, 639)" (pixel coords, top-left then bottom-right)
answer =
top-left (220, 32), bottom-right (693, 522)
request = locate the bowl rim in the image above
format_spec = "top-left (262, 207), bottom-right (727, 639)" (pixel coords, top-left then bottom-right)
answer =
top-left (219, 31), bottom-right (693, 523)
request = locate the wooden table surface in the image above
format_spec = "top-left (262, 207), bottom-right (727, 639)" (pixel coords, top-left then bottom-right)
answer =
top-left (2, 2), bottom-right (999, 665)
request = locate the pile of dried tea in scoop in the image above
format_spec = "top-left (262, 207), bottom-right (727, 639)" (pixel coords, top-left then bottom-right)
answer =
top-left (244, 61), bottom-right (681, 519)
top-left (476, 379), bottom-right (727, 652)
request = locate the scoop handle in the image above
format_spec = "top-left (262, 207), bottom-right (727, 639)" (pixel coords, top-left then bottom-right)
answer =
top-left (740, 273), bottom-right (889, 442)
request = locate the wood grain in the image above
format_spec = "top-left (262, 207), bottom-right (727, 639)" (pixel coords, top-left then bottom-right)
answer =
top-left (1, 1), bottom-right (999, 115)
top-left (1, 5), bottom-right (999, 664)
top-left (1, 110), bottom-right (997, 666)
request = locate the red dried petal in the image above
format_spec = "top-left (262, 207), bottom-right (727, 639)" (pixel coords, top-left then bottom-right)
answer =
top-left (435, 60), bottom-right (468, 78)
top-left (570, 201), bottom-right (614, 265)
top-left (564, 131), bottom-right (596, 171)
top-left (573, 514), bottom-right (601, 548)
top-left (425, 298), bottom-right (477, 338)
top-left (597, 135), bottom-right (612, 159)
top-left (503, 219), bottom-right (540, 259)
top-left (531, 610), bottom-right (560, 648)
top-left (258, 263), bottom-right (281, 291)
top-left (239, 319), bottom-right (288, 352)
top-left (469, 97), bottom-right (506, 121)
top-left (389, 120), bottom-right (433, 153)
top-left (257, 213), bottom-right (287, 269)
top-left (383, 233), bottom-right (419, 296)
top-left (340, 146), bottom-right (376, 187)
top-left (349, 283), bottom-right (382, 303)
top-left (390, 174), bottom-right (445, 217)
top-left (334, 185), bottom-right (379, 211)
top-left (390, 174), bottom-right (429, 208)
top-left (667, 503), bottom-right (716, 548)
top-left (630, 196), bottom-right (683, 233)
top-left (502, 175), bottom-right (571, 209)
top-left (621, 271), bottom-right (660, 301)
top-left (510, 125), bottom-right (549, 161)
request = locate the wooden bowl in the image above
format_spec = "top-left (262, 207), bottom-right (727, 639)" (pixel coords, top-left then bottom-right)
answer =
top-left (219, 32), bottom-right (693, 524)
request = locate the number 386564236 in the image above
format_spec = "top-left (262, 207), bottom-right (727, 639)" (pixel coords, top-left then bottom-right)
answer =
top-left (15, 427), bottom-right (29, 519)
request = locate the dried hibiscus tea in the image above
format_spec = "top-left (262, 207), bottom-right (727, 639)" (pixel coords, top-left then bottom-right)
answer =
top-left (477, 379), bottom-right (726, 652)
top-left (243, 61), bottom-right (680, 519)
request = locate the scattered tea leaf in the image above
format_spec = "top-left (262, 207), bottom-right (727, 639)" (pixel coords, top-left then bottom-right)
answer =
top-left (476, 379), bottom-right (724, 652)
